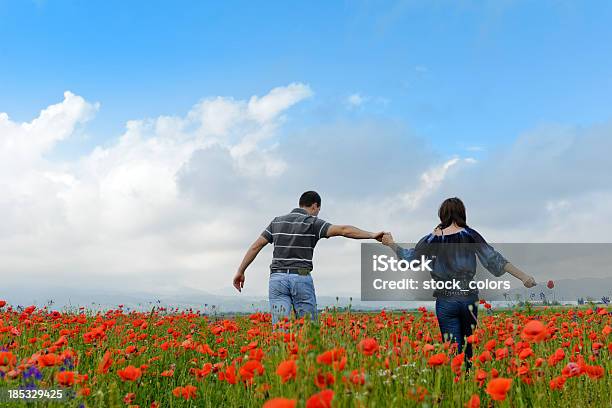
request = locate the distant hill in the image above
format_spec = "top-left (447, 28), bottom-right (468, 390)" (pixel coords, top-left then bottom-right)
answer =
top-left (490, 276), bottom-right (612, 302)
top-left (2, 276), bottom-right (610, 313)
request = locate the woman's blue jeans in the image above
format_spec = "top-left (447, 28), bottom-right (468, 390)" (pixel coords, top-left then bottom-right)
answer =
top-left (435, 297), bottom-right (478, 367)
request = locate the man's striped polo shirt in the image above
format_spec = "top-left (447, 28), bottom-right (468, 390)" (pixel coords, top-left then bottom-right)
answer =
top-left (261, 208), bottom-right (331, 270)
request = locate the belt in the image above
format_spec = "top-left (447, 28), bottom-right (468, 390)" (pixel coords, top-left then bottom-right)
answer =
top-left (270, 268), bottom-right (311, 276)
top-left (434, 289), bottom-right (478, 298)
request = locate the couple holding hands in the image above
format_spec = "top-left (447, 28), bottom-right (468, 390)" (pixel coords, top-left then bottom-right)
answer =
top-left (233, 191), bottom-right (536, 362)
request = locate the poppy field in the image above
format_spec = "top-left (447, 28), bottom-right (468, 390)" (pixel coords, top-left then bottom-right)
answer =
top-left (0, 300), bottom-right (610, 407)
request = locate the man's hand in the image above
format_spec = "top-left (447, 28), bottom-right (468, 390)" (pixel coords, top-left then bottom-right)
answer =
top-left (381, 232), bottom-right (395, 246)
top-left (522, 275), bottom-right (537, 288)
top-left (233, 236), bottom-right (268, 294)
top-left (372, 231), bottom-right (385, 241)
top-left (233, 271), bottom-right (245, 292)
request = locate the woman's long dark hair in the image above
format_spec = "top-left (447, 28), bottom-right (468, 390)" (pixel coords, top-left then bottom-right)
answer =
top-left (437, 197), bottom-right (468, 230)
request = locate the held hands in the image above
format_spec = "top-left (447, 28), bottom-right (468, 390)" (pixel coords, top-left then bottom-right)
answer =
top-left (381, 232), bottom-right (395, 246)
top-left (233, 271), bottom-right (245, 292)
top-left (370, 231), bottom-right (394, 245)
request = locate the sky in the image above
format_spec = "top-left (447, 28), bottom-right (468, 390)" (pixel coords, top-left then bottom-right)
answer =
top-left (0, 1), bottom-right (611, 304)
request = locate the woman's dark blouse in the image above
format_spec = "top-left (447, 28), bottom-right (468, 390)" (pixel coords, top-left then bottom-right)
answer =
top-left (394, 227), bottom-right (508, 299)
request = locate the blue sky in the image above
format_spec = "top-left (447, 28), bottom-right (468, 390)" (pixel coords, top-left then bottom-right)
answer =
top-left (2, 0), bottom-right (612, 159)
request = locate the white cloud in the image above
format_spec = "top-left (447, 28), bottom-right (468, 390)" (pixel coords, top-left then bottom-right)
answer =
top-left (247, 82), bottom-right (313, 123)
top-left (397, 158), bottom-right (474, 210)
top-left (346, 93), bottom-right (390, 109)
top-left (0, 84), bottom-right (312, 294)
top-left (346, 93), bottom-right (366, 107)
top-left (0, 91), bottom-right (97, 173)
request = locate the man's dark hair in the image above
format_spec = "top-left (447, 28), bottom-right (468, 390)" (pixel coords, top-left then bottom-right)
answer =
top-left (438, 197), bottom-right (468, 229)
top-left (299, 191), bottom-right (321, 207)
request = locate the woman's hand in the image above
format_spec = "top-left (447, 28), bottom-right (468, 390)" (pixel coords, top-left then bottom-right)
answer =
top-left (522, 275), bottom-right (537, 288)
top-left (503, 263), bottom-right (537, 288)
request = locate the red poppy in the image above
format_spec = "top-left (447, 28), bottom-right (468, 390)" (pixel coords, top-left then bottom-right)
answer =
top-left (249, 348), bottom-right (265, 361)
top-left (117, 365), bottom-right (142, 382)
top-left (428, 353), bottom-right (449, 366)
top-left (123, 392), bottom-right (136, 404)
top-left (98, 351), bottom-right (113, 374)
top-left (495, 347), bottom-right (509, 360)
top-left (561, 362), bottom-right (581, 378)
top-left (219, 365), bottom-right (237, 384)
top-left (316, 348), bottom-right (345, 365)
top-left (451, 353), bottom-right (464, 374)
top-left (332, 356), bottom-right (347, 372)
top-left (56, 371), bottom-right (75, 387)
top-left (0, 351), bottom-right (16, 368)
top-left (358, 338), bottom-right (379, 356)
top-left (517, 364), bottom-right (530, 377)
top-left (549, 376), bottom-right (566, 390)
top-left (407, 385), bottom-right (428, 402)
top-left (548, 348), bottom-right (565, 366)
top-left (520, 320), bottom-right (548, 342)
top-left (547, 280), bottom-right (554, 289)
top-left (306, 389), bottom-right (334, 408)
top-left (584, 365), bottom-right (604, 379)
top-left (276, 360), bottom-right (297, 383)
top-left (239, 360), bottom-right (264, 383)
top-left (518, 347), bottom-right (534, 360)
top-left (348, 369), bottom-right (365, 386)
top-left (263, 398), bottom-right (297, 408)
top-left (485, 378), bottom-right (512, 401)
top-left (475, 369), bottom-right (487, 387)
top-left (465, 394), bottom-right (480, 408)
top-left (477, 350), bottom-right (492, 363)
top-left (466, 334), bottom-right (480, 344)
top-left (172, 385), bottom-right (197, 400)
top-left (38, 353), bottom-right (61, 367)
top-left (484, 339), bottom-right (497, 351)
top-left (190, 363), bottom-right (213, 379)
top-left (314, 372), bottom-right (335, 389)
top-left (422, 344), bottom-right (435, 354)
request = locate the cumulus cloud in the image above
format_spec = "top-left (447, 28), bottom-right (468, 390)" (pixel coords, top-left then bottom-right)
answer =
top-left (397, 158), bottom-right (474, 210)
top-left (0, 91), bottom-right (97, 172)
top-left (0, 84), bottom-right (610, 302)
top-left (247, 82), bottom-right (313, 123)
top-left (0, 84), bottom-right (312, 294)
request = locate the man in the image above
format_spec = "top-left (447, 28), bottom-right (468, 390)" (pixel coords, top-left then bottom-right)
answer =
top-left (233, 191), bottom-right (383, 324)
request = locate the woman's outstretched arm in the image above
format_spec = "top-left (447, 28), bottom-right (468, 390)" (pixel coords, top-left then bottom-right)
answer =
top-left (504, 262), bottom-right (537, 288)
top-left (472, 229), bottom-right (537, 288)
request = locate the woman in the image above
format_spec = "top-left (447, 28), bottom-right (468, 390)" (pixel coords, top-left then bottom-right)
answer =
top-left (382, 197), bottom-right (536, 367)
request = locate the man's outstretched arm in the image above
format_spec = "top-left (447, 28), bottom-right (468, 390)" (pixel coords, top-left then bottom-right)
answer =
top-left (327, 225), bottom-right (384, 240)
top-left (233, 235), bottom-right (269, 292)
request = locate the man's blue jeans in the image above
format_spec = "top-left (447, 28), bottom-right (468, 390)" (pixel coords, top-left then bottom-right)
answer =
top-left (269, 272), bottom-right (317, 324)
top-left (435, 297), bottom-right (478, 367)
